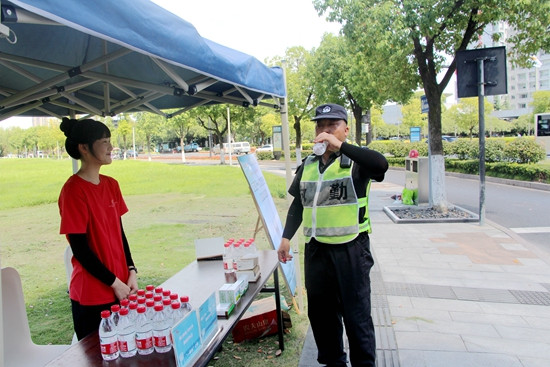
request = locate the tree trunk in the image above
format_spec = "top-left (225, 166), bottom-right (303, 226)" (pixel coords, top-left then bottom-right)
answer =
top-left (425, 78), bottom-right (448, 212)
top-left (351, 105), bottom-right (363, 146)
top-left (294, 116), bottom-right (303, 163)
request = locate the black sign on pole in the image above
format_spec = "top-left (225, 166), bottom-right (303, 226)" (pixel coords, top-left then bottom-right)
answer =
top-left (456, 46), bottom-right (507, 98)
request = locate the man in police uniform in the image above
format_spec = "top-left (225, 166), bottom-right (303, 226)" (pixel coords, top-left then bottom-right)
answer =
top-left (278, 103), bottom-right (388, 367)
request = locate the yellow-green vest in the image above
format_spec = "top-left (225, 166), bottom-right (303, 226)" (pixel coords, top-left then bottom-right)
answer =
top-left (300, 155), bottom-right (371, 244)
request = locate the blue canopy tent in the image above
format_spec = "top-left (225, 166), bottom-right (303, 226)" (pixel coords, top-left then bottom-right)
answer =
top-left (0, 0), bottom-right (286, 120)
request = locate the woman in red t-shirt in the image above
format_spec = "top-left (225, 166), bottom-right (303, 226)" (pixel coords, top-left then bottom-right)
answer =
top-left (58, 118), bottom-right (138, 340)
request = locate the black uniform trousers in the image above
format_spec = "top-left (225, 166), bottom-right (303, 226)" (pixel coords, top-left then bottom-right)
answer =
top-left (305, 231), bottom-right (376, 367)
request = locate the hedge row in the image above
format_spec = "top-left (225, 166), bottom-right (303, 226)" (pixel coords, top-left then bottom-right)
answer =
top-left (386, 157), bottom-right (550, 183)
top-left (368, 137), bottom-right (546, 164)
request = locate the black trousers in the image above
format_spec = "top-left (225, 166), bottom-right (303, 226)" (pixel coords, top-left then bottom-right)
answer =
top-left (71, 299), bottom-right (118, 340)
top-left (305, 232), bottom-right (376, 367)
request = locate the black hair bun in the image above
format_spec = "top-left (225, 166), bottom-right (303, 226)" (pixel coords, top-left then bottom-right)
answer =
top-left (60, 117), bottom-right (77, 137)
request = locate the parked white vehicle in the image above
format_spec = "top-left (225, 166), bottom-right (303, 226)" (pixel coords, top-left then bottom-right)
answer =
top-left (255, 144), bottom-right (273, 153)
top-left (213, 142), bottom-right (250, 154)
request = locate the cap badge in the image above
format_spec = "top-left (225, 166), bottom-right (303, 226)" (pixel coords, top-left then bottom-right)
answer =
top-left (322, 106), bottom-right (332, 113)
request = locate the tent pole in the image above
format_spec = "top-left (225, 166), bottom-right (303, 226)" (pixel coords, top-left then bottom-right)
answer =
top-left (70, 111), bottom-right (78, 174)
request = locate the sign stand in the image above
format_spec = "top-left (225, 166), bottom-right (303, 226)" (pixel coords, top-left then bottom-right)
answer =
top-left (237, 154), bottom-right (303, 312)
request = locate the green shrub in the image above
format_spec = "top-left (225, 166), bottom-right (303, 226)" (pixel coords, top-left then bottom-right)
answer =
top-left (445, 159), bottom-right (479, 174)
top-left (386, 157), bottom-right (405, 167)
top-left (504, 138), bottom-right (546, 164)
top-left (367, 141), bottom-right (389, 155)
top-left (255, 151), bottom-right (273, 160)
top-left (452, 139), bottom-right (478, 159)
top-left (485, 139), bottom-right (506, 162)
top-left (302, 143), bottom-right (313, 150)
top-left (387, 141), bottom-right (409, 157)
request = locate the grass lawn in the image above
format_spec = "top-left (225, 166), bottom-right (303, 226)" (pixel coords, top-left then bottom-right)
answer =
top-left (0, 158), bottom-right (308, 367)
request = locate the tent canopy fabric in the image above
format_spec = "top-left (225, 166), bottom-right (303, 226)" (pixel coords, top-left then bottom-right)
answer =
top-left (0, 0), bottom-right (286, 121)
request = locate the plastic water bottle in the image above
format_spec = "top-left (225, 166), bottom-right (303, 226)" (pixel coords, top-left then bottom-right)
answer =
top-left (152, 304), bottom-right (172, 353)
top-left (170, 301), bottom-right (183, 326)
top-left (137, 289), bottom-right (146, 297)
top-left (313, 141), bottom-right (328, 156)
top-left (154, 286), bottom-right (163, 297)
top-left (170, 293), bottom-right (179, 302)
top-left (145, 299), bottom-right (155, 321)
top-left (153, 294), bottom-right (162, 305)
top-left (233, 240), bottom-right (244, 271)
top-left (119, 298), bottom-right (129, 310)
top-left (162, 299), bottom-right (173, 324)
top-left (99, 310), bottom-right (119, 361)
top-left (162, 289), bottom-right (171, 300)
top-left (110, 304), bottom-right (120, 330)
top-left (244, 238), bottom-right (258, 257)
top-left (128, 301), bottom-right (138, 323)
top-left (137, 296), bottom-right (146, 307)
top-left (117, 308), bottom-right (137, 358)
top-left (135, 305), bottom-right (154, 356)
top-left (179, 295), bottom-right (193, 316)
top-left (223, 241), bottom-right (237, 283)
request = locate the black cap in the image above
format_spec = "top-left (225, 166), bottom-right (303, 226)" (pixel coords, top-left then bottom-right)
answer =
top-left (311, 103), bottom-right (347, 123)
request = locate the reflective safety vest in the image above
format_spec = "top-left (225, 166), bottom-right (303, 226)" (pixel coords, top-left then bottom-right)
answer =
top-left (300, 155), bottom-right (371, 244)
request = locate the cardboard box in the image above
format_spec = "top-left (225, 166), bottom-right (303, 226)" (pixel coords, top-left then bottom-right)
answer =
top-left (231, 296), bottom-right (281, 343)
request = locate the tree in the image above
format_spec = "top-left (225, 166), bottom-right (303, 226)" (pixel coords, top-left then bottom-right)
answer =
top-left (531, 90), bottom-right (550, 114)
top-left (315, 0), bottom-right (550, 210)
top-left (369, 107), bottom-right (387, 141)
top-left (258, 112), bottom-right (280, 145)
top-left (166, 110), bottom-right (195, 162)
top-left (135, 112), bottom-right (164, 158)
top-left (448, 97), bottom-right (493, 139)
top-left (193, 105), bottom-right (231, 163)
top-left (267, 47), bottom-right (315, 162)
top-left (309, 34), bottom-right (417, 146)
top-left (401, 91), bottom-right (429, 136)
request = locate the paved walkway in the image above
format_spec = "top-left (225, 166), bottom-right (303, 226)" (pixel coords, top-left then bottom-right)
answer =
top-left (299, 180), bottom-right (550, 367)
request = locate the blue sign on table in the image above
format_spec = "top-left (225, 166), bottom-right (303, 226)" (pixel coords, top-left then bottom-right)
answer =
top-left (199, 293), bottom-right (218, 343)
top-left (172, 310), bottom-right (202, 367)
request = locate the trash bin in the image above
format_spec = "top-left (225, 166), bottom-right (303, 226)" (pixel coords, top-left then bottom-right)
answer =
top-left (405, 157), bottom-right (428, 204)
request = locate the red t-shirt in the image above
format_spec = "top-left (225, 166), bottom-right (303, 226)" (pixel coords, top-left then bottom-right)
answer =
top-left (59, 174), bottom-right (129, 305)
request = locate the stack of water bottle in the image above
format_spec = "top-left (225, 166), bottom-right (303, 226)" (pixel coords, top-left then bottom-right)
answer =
top-left (98, 285), bottom-right (193, 361)
top-left (222, 238), bottom-right (259, 283)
